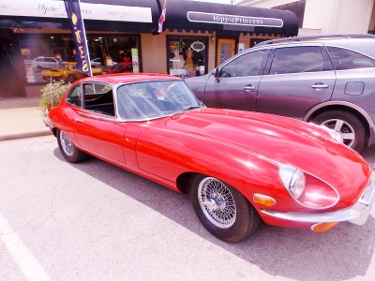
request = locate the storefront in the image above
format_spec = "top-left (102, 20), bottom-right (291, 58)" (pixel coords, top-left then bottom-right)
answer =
top-left (0, 0), bottom-right (298, 96)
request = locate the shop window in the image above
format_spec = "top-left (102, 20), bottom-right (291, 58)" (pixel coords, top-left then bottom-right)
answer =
top-left (167, 37), bottom-right (208, 78)
top-left (16, 34), bottom-right (140, 84)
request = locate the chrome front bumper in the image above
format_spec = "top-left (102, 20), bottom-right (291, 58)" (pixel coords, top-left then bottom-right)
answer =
top-left (43, 118), bottom-right (55, 130)
top-left (260, 172), bottom-right (375, 225)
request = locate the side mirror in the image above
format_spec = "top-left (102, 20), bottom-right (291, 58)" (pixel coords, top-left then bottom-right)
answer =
top-left (213, 68), bottom-right (220, 78)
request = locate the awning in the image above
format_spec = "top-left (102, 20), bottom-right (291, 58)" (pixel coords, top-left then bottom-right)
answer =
top-left (0, 0), bottom-right (160, 33)
top-left (0, 0), bottom-right (298, 36)
top-left (163, 0), bottom-right (299, 36)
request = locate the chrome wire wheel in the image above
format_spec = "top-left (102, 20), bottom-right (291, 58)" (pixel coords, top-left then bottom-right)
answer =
top-left (59, 130), bottom-right (75, 157)
top-left (197, 177), bottom-right (236, 229)
top-left (321, 118), bottom-right (355, 147)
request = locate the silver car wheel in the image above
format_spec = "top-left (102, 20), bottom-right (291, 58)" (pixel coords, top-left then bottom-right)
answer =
top-left (197, 177), bottom-right (236, 229)
top-left (321, 118), bottom-right (355, 147)
top-left (59, 130), bottom-right (75, 157)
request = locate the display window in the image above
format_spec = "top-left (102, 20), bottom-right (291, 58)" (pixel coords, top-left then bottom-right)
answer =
top-left (14, 34), bottom-right (140, 84)
top-left (167, 36), bottom-right (208, 78)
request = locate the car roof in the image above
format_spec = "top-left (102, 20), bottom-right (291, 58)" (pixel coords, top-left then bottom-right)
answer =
top-left (78, 73), bottom-right (181, 84)
top-left (34, 56), bottom-right (57, 59)
top-left (255, 33), bottom-right (375, 47)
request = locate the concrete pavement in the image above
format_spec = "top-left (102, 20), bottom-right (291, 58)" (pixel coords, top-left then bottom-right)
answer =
top-left (0, 85), bottom-right (51, 141)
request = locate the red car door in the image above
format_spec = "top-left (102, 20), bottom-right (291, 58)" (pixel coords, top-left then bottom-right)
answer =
top-left (74, 111), bottom-right (127, 165)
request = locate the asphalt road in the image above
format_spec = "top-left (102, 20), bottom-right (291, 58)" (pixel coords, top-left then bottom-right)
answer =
top-left (1, 135), bottom-right (375, 281)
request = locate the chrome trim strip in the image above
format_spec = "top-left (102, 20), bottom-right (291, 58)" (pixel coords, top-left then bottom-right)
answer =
top-left (43, 118), bottom-right (54, 129)
top-left (76, 111), bottom-right (115, 122)
top-left (260, 208), bottom-right (360, 223)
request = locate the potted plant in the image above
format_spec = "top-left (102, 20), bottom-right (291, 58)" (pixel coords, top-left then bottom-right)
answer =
top-left (38, 80), bottom-right (70, 115)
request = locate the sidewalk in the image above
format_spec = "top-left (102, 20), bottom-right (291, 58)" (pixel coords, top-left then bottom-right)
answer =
top-left (0, 85), bottom-right (51, 141)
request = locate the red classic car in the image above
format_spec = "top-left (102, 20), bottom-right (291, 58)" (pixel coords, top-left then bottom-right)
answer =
top-left (106, 60), bottom-right (133, 74)
top-left (44, 73), bottom-right (375, 243)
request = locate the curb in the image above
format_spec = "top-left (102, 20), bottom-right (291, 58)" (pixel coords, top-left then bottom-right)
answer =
top-left (0, 129), bottom-right (52, 142)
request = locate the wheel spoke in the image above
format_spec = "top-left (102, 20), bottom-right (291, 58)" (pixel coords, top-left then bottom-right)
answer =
top-left (322, 118), bottom-right (355, 147)
top-left (333, 120), bottom-right (344, 132)
top-left (60, 131), bottom-right (74, 157)
top-left (341, 132), bottom-right (355, 141)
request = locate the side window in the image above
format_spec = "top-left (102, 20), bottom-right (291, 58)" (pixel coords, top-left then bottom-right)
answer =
top-left (83, 83), bottom-right (115, 116)
top-left (66, 85), bottom-right (82, 107)
top-left (326, 47), bottom-right (375, 70)
top-left (220, 50), bottom-right (268, 78)
top-left (269, 46), bottom-right (333, 74)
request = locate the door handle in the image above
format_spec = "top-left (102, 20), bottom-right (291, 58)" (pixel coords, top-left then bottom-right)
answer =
top-left (311, 83), bottom-right (329, 90)
top-left (75, 118), bottom-right (84, 123)
top-left (244, 85), bottom-right (256, 91)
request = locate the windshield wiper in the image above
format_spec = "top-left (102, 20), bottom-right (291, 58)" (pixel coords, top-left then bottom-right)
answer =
top-left (183, 105), bottom-right (201, 111)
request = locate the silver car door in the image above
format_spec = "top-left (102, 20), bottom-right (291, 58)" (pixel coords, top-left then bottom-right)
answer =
top-left (203, 49), bottom-right (270, 111)
top-left (257, 45), bottom-right (336, 118)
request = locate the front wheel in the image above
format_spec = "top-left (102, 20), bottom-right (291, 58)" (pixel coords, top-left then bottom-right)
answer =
top-left (57, 129), bottom-right (87, 163)
top-left (190, 175), bottom-right (260, 243)
top-left (312, 110), bottom-right (366, 152)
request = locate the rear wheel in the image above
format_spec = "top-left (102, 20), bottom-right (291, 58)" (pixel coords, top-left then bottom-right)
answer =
top-left (313, 110), bottom-right (366, 152)
top-left (190, 174), bottom-right (260, 243)
top-left (57, 129), bottom-right (87, 163)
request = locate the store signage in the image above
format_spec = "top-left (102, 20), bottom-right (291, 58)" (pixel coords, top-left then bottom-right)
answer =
top-left (187, 11), bottom-right (283, 28)
top-left (0, 0), bottom-right (152, 23)
top-left (64, 0), bottom-right (92, 76)
top-left (191, 41), bottom-right (205, 52)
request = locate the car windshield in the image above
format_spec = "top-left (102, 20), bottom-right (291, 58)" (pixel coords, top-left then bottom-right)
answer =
top-left (116, 80), bottom-right (201, 120)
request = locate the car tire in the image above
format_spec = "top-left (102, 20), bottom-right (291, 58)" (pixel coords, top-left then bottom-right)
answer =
top-left (57, 129), bottom-right (87, 163)
top-left (313, 110), bottom-right (366, 152)
top-left (67, 74), bottom-right (76, 83)
top-left (34, 66), bottom-right (42, 72)
top-left (190, 174), bottom-right (260, 243)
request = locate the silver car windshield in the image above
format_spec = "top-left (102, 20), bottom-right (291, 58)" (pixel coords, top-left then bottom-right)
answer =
top-left (116, 80), bottom-right (201, 120)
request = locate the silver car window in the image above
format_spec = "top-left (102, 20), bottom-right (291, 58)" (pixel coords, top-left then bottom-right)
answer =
top-left (220, 50), bottom-right (268, 78)
top-left (269, 46), bottom-right (333, 74)
top-left (326, 46), bottom-right (375, 70)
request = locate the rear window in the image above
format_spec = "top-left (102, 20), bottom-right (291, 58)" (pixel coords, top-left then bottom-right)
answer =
top-left (326, 47), bottom-right (375, 70)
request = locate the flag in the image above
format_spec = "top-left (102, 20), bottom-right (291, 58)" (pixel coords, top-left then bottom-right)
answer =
top-left (64, 0), bottom-right (92, 76)
top-left (157, 0), bottom-right (168, 33)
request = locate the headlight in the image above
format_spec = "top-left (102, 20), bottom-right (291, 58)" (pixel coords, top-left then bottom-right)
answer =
top-left (279, 164), bottom-right (305, 199)
top-left (279, 163), bottom-right (339, 209)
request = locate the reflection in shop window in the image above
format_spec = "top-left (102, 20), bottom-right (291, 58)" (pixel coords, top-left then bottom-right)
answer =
top-left (17, 34), bottom-right (140, 84)
top-left (168, 37), bottom-right (207, 79)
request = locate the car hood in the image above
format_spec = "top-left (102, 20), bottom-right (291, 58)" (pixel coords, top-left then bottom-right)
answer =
top-left (161, 108), bottom-right (371, 195)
